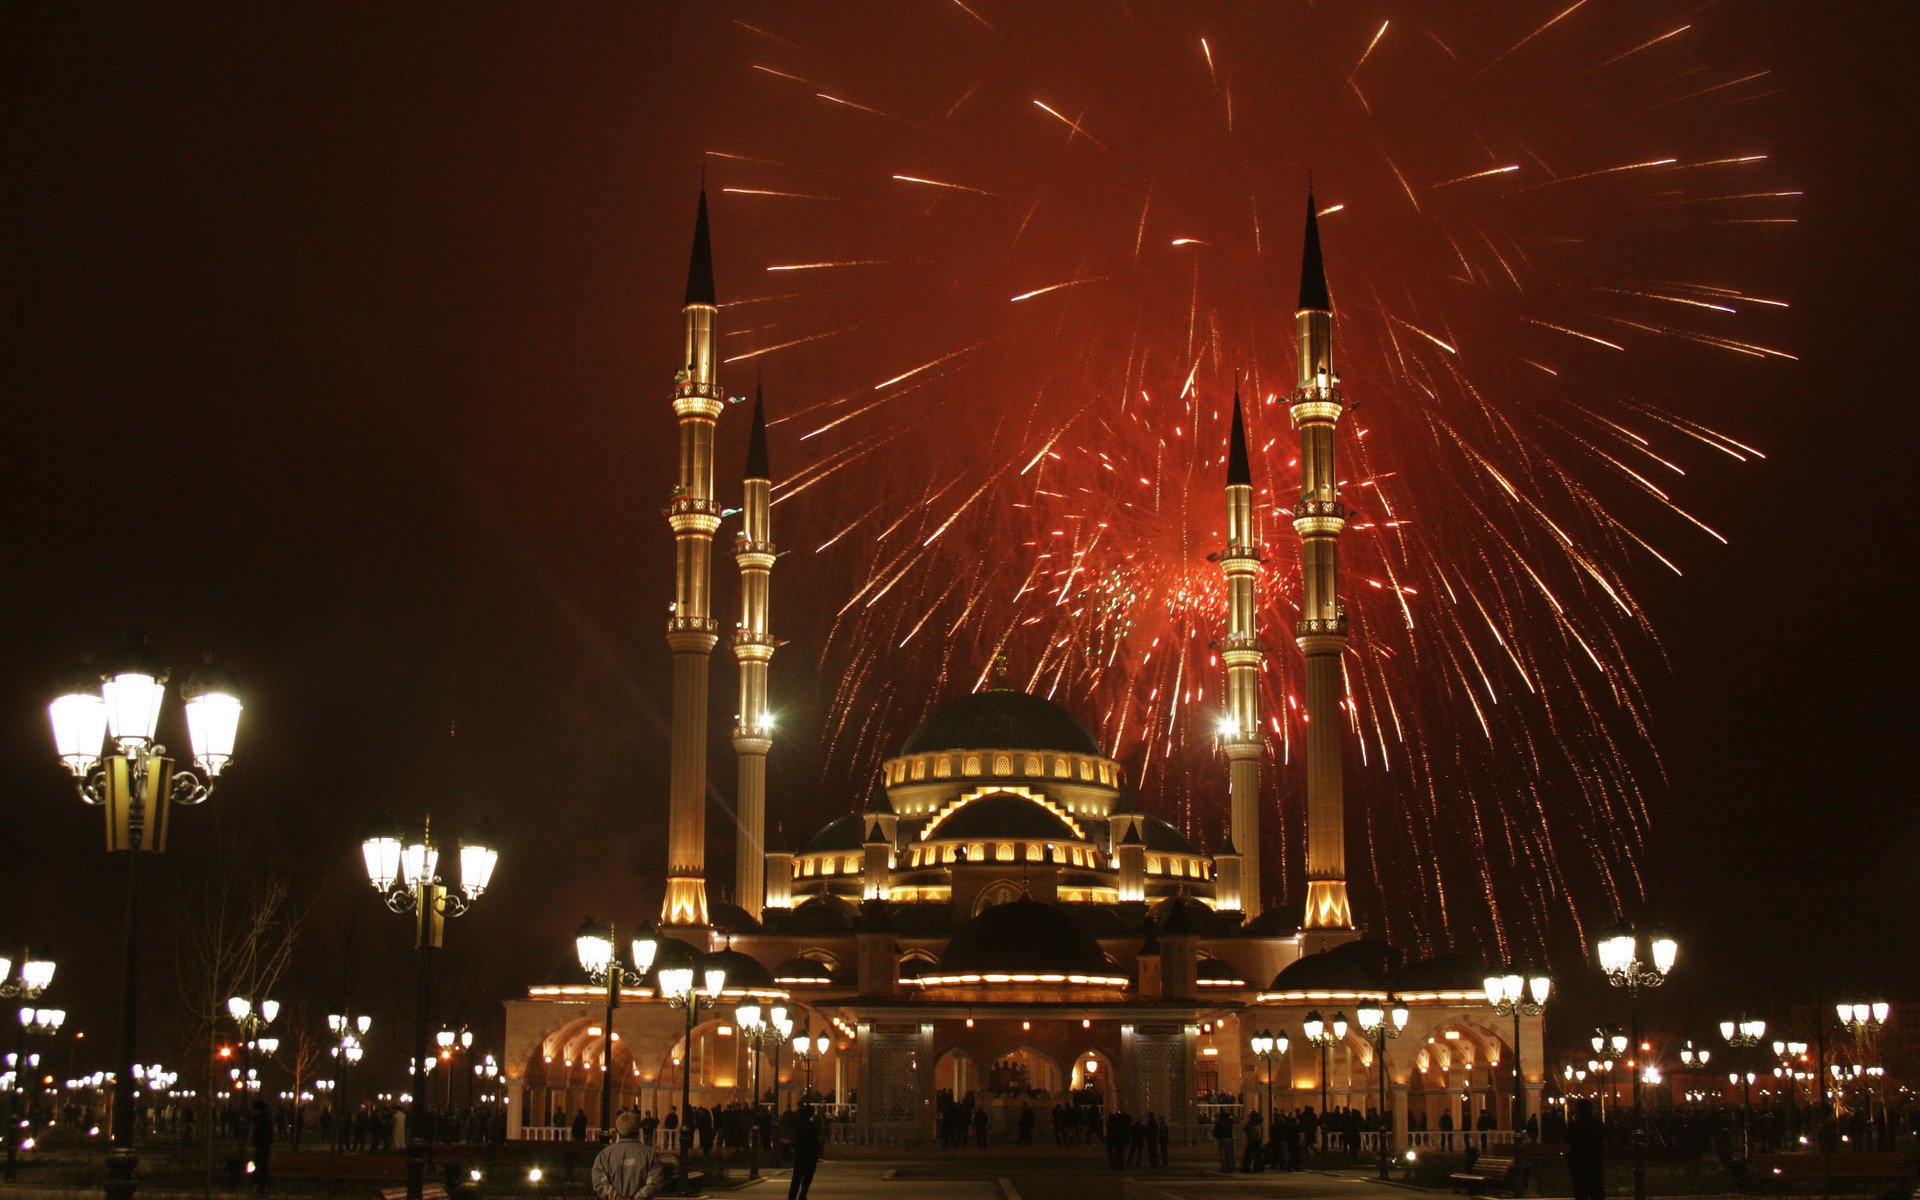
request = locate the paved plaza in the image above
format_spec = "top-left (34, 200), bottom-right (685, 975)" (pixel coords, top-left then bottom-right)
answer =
top-left (755, 1155), bottom-right (1419, 1200)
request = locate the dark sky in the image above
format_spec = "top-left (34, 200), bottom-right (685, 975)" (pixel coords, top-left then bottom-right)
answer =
top-left (2, 2), bottom-right (1915, 1075)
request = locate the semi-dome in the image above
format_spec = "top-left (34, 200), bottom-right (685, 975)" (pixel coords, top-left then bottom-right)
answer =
top-left (1261, 949), bottom-right (1385, 997)
top-left (702, 947), bottom-right (779, 994)
top-left (900, 689), bottom-right (1103, 757)
top-left (1139, 816), bottom-right (1200, 855)
top-left (1386, 952), bottom-right (1489, 997)
top-left (924, 898), bottom-right (1125, 983)
top-left (802, 815), bottom-right (866, 855)
top-left (924, 793), bottom-right (1083, 843)
top-left (707, 902), bottom-right (763, 934)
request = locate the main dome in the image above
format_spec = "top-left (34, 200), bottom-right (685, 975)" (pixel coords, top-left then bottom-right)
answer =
top-left (900, 689), bottom-right (1104, 757)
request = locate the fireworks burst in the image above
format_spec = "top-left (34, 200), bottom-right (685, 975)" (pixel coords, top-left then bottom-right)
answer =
top-left (704, 1), bottom-right (1794, 954)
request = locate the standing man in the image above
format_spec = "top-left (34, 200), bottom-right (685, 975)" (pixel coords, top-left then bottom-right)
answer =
top-left (592, 1112), bottom-right (666, 1200)
top-left (1213, 1109), bottom-right (1235, 1172)
top-left (788, 1105), bottom-right (823, 1200)
top-left (248, 1099), bottom-right (274, 1196)
top-left (1240, 1108), bottom-right (1265, 1173)
top-left (1566, 1099), bottom-right (1607, 1200)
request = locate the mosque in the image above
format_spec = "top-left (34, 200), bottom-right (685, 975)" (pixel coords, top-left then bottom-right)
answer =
top-left (499, 189), bottom-right (1545, 1147)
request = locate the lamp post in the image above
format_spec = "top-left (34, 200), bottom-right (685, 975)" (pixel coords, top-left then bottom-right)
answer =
top-left (360, 815), bottom-right (498, 1200)
top-left (1249, 1029), bottom-right (1288, 1132)
top-left (789, 1029), bottom-right (830, 1099)
top-left (327, 1013), bottom-right (370, 1154)
top-left (2, 956), bottom-right (57, 1183)
top-left (48, 637), bottom-right (242, 1200)
top-left (735, 1004), bottom-right (788, 1179)
top-left (1356, 998), bottom-right (1409, 1178)
top-left (227, 995), bottom-right (277, 1150)
top-left (656, 963), bottom-right (725, 1192)
top-left (1303, 1010), bottom-right (1346, 1166)
top-left (1720, 1015), bottom-right (1765, 1157)
top-left (575, 920), bottom-right (659, 1141)
top-left (1596, 920), bottom-right (1677, 1200)
top-left (1484, 970), bottom-right (1551, 1132)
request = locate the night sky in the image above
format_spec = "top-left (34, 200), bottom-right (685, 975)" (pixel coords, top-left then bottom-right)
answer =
top-left (2, 3), bottom-right (1914, 1074)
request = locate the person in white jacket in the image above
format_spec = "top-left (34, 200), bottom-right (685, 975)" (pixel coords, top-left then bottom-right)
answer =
top-left (593, 1112), bottom-right (667, 1200)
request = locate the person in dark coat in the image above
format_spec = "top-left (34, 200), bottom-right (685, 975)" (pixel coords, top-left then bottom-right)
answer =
top-left (1240, 1109), bottom-right (1265, 1173)
top-left (1567, 1099), bottom-right (1607, 1200)
top-left (1213, 1111), bottom-right (1236, 1172)
top-left (788, 1107), bottom-right (823, 1200)
top-left (248, 1099), bottom-right (274, 1196)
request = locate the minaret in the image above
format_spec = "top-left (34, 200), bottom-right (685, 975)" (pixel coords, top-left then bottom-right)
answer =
top-left (662, 187), bottom-right (723, 928)
top-left (1219, 382), bottom-right (1265, 916)
top-left (732, 384), bottom-right (776, 916)
top-left (1290, 189), bottom-right (1356, 936)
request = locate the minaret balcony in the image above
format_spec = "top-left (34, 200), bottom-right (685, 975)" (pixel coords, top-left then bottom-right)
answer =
top-left (667, 615), bottom-right (721, 636)
top-left (1291, 498), bottom-right (1347, 537)
top-left (1295, 612), bottom-right (1349, 638)
top-left (734, 537), bottom-right (777, 566)
top-left (1288, 386), bottom-right (1344, 426)
top-left (1218, 635), bottom-right (1265, 664)
top-left (1218, 545), bottom-right (1263, 571)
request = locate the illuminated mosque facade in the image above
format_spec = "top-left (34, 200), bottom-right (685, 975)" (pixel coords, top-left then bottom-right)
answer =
top-left (500, 189), bottom-right (1546, 1145)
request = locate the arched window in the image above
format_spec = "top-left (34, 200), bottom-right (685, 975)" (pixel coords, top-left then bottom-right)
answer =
top-left (1024, 755), bottom-right (1042, 776)
top-left (963, 756), bottom-right (981, 777)
top-left (1078, 760), bottom-right (1094, 781)
top-left (993, 754), bottom-right (1012, 775)
top-left (1025, 843), bottom-right (1043, 862)
top-left (996, 843), bottom-right (1015, 862)
top-left (1054, 757), bottom-right (1071, 778)
top-left (975, 880), bottom-right (1022, 913)
top-left (912, 758), bottom-right (927, 780)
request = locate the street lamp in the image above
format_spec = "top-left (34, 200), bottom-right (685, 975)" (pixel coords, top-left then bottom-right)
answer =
top-left (790, 1029), bottom-right (830, 1097)
top-left (1484, 970), bottom-right (1551, 1131)
top-left (1720, 1014), bottom-right (1765, 1156)
top-left (2, 957), bottom-right (56, 1183)
top-left (735, 1003), bottom-right (788, 1179)
top-left (1356, 998), bottom-right (1409, 1178)
top-left (1595, 920), bottom-right (1677, 1200)
top-left (1680, 1042), bottom-right (1710, 1071)
top-left (47, 637), bottom-right (241, 1200)
top-left (327, 1013), bottom-right (371, 1152)
top-left (656, 962), bottom-right (725, 1191)
top-left (1303, 1010), bottom-right (1347, 1166)
top-left (1249, 1029), bottom-right (1289, 1137)
top-left (575, 919), bottom-right (659, 1142)
top-left (360, 815), bottom-right (498, 1200)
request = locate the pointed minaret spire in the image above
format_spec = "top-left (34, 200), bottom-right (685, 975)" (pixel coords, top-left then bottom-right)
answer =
top-left (685, 187), bottom-right (717, 307)
top-left (1217, 374), bottom-right (1264, 916)
top-left (1299, 188), bottom-right (1331, 313)
top-left (732, 378), bottom-right (777, 916)
top-left (1226, 377), bottom-right (1252, 487)
top-left (745, 380), bottom-right (770, 481)
top-left (662, 186), bottom-right (726, 928)
top-left (1291, 185), bottom-right (1356, 943)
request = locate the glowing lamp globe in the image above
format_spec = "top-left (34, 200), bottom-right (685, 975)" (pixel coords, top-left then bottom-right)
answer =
top-left (101, 634), bottom-right (168, 748)
top-left (181, 658), bottom-right (243, 777)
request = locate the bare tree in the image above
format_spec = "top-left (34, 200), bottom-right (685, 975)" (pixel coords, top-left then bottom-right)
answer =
top-left (276, 1004), bottom-right (328, 1149)
top-left (175, 873), bottom-right (302, 1193)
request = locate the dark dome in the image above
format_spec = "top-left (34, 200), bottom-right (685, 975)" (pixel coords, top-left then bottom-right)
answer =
top-left (635, 935), bottom-right (702, 987)
top-left (1263, 949), bottom-right (1383, 995)
top-left (780, 894), bottom-right (857, 935)
top-left (707, 902), bottom-right (763, 934)
top-left (1386, 952), bottom-right (1489, 995)
top-left (1139, 817), bottom-right (1199, 855)
top-left (1240, 908), bottom-right (1300, 937)
top-left (926, 794), bottom-right (1082, 842)
top-left (701, 947), bottom-right (776, 992)
top-left (803, 815), bottom-right (865, 855)
top-left (934, 899), bottom-right (1121, 980)
top-left (1151, 894), bottom-right (1226, 935)
top-left (901, 689), bottom-right (1103, 757)
top-left (1197, 958), bottom-right (1248, 986)
top-left (772, 956), bottom-right (834, 984)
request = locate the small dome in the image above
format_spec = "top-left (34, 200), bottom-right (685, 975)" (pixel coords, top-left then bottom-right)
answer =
top-left (1151, 895), bottom-right (1224, 935)
top-left (901, 689), bottom-right (1103, 757)
top-left (1197, 958), bottom-right (1248, 987)
top-left (635, 935), bottom-right (702, 987)
top-left (707, 902), bottom-right (763, 934)
top-left (780, 894), bottom-right (857, 935)
top-left (1387, 952), bottom-right (1489, 995)
top-left (701, 947), bottom-right (777, 993)
top-left (1139, 817), bottom-right (1199, 855)
top-left (772, 956), bottom-right (834, 985)
top-left (1263, 950), bottom-right (1383, 996)
top-left (926, 793), bottom-right (1083, 843)
top-left (1240, 908), bottom-right (1300, 937)
top-left (931, 898), bottom-right (1124, 982)
top-left (803, 815), bottom-right (866, 855)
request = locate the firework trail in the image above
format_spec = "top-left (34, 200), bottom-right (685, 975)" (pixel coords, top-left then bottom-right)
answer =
top-left (703, 1), bottom-right (1795, 955)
